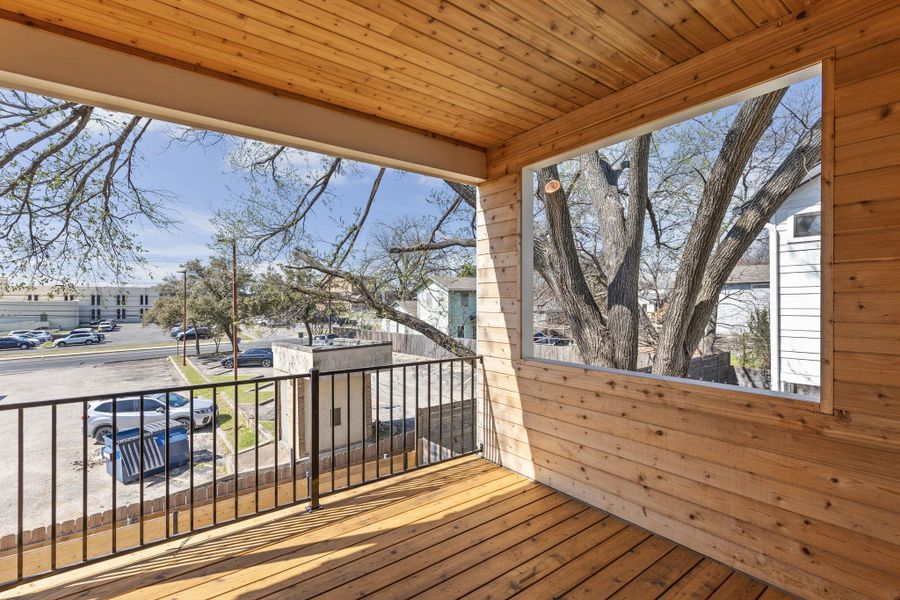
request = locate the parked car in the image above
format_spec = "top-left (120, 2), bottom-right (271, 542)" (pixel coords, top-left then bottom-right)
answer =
top-left (9, 330), bottom-right (33, 337)
top-left (533, 331), bottom-right (572, 346)
top-left (170, 325), bottom-right (182, 337)
top-left (71, 327), bottom-right (105, 341)
top-left (98, 321), bottom-right (114, 332)
top-left (53, 332), bottom-right (100, 347)
top-left (10, 335), bottom-right (39, 347)
top-left (176, 327), bottom-right (210, 341)
top-left (0, 336), bottom-right (36, 350)
top-left (21, 330), bottom-right (52, 343)
top-left (220, 347), bottom-right (273, 368)
top-left (312, 333), bottom-right (338, 346)
top-left (85, 393), bottom-right (216, 442)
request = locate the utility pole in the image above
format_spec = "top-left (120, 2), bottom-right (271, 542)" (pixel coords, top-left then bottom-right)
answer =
top-left (231, 239), bottom-right (239, 381)
top-left (179, 269), bottom-right (187, 366)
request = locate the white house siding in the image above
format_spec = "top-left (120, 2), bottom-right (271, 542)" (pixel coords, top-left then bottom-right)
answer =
top-left (380, 278), bottom-right (476, 340)
top-left (416, 284), bottom-right (451, 335)
top-left (769, 170), bottom-right (821, 395)
top-left (717, 286), bottom-right (769, 335)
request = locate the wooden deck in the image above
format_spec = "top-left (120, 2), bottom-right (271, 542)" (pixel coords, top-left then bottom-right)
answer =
top-left (1, 456), bottom-right (794, 600)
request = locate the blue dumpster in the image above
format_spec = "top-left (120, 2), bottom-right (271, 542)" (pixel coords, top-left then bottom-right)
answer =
top-left (102, 420), bottom-right (189, 483)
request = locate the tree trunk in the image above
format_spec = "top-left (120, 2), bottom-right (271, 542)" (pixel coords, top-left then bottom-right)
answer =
top-left (680, 119), bottom-right (822, 360)
top-left (537, 165), bottom-right (613, 367)
top-left (191, 320), bottom-right (201, 355)
top-left (700, 304), bottom-right (718, 355)
top-left (653, 89), bottom-right (787, 377)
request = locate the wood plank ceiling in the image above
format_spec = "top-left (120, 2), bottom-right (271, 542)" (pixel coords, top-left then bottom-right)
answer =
top-left (0, 0), bottom-right (814, 149)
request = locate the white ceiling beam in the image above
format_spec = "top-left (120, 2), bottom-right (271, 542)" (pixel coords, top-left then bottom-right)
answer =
top-left (0, 20), bottom-right (486, 183)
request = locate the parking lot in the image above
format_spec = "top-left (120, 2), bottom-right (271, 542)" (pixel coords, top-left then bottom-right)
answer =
top-left (0, 358), bottom-right (217, 534)
top-left (0, 322), bottom-right (183, 358)
top-left (0, 339), bottom-right (475, 539)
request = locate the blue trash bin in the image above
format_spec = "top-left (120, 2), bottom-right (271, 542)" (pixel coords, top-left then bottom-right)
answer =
top-left (103, 420), bottom-right (190, 483)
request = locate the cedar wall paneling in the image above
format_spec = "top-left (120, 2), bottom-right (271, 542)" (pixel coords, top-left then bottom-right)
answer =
top-left (476, 2), bottom-right (900, 599)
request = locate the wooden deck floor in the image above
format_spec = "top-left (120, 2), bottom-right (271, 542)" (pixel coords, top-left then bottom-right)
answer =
top-left (1, 456), bottom-right (794, 600)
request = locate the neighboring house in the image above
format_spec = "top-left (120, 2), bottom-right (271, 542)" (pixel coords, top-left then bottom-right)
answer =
top-left (417, 276), bottom-right (477, 339)
top-left (767, 165), bottom-right (822, 397)
top-left (381, 301), bottom-right (418, 335)
top-left (0, 279), bottom-right (159, 329)
top-left (381, 276), bottom-right (477, 340)
top-left (716, 264), bottom-right (770, 336)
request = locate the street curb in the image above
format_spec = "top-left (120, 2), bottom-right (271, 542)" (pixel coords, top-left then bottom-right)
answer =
top-left (0, 341), bottom-right (221, 363)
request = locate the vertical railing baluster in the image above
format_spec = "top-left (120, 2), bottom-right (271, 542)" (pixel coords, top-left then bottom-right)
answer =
top-left (402, 366), bottom-right (407, 472)
top-left (234, 382), bottom-right (239, 519)
top-left (389, 365), bottom-right (394, 475)
top-left (139, 393), bottom-right (145, 545)
top-left (331, 374), bottom-right (335, 492)
top-left (461, 361), bottom-right (466, 454)
top-left (427, 364), bottom-right (432, 466)
top-left (189, 389), bottom-right (195, 532)
top-left (438, 363), bottom-right (443, 462)
top-left (212, 386), bottom-right (218, 524)
top-left (346, 372), bottom-right (351, 489)
top-left (450, 361), bottom-right (455, 458)
top-left (471, 358), bottom-right (477, 452)
top-left (82, 401), bottom-right (88, 562)
top-left (165, 392), bottom-right (170, 537)
top-left (254, 381), bottom-right (259, 514)
top-left (51, 404), bottom-right (57, 570)
top-left (292, 378), bottom-right (298, 503)
top-left (111, 396), bottom-right (117, 553)
top-left (309, 368), bottom-right (320, 510)
top-left (414, 364), bottom-right (419, 468)
top-left (274, 381), bottom-right (279, 508)
top-left (375, 368), bottom-right (380, 479)
top-left (356, 370), bottom-right (360, 486)
top-left (17, 408), bottom-right (23, 581)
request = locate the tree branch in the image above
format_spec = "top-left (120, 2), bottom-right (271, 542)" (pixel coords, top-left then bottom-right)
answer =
top-left (287, 251), bottom-right (476, 357)
top-left (387, 237), bottom-right (476, 254)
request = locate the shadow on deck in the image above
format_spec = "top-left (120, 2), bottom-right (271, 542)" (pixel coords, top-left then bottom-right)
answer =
top-left (0, 456), bottom-right (793, 599)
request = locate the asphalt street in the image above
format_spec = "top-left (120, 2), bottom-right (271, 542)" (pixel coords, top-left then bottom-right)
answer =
top-left (0, 338), bottom-right (303, 375)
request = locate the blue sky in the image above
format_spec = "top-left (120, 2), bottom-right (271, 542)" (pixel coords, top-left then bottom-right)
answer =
top-left (128, 124), bottom-right (446, 285)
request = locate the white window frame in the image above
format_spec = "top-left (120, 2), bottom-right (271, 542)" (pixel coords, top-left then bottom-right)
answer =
top-left (520, 64), bottom-right (826, 407)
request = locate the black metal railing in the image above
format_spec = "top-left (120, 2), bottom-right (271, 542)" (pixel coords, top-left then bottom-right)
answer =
top-left (0, 355), bottom-right (482, 588)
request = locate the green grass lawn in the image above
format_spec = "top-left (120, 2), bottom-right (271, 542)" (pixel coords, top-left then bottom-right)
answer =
top-left (171, 358), bottom-right (274, 452)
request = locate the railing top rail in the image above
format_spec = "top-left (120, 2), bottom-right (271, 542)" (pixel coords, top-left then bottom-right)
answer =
top-left (0, 354), bottom-right (483, 411)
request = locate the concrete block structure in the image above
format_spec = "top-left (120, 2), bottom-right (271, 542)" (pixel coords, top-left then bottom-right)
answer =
top-left (272, 340), bottom-right (391, 459)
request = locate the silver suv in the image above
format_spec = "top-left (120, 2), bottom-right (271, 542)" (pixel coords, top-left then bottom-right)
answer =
top-left (53, 331), bottom-right (100, 347)
top-left (86, 393), bottom-right (215, 442)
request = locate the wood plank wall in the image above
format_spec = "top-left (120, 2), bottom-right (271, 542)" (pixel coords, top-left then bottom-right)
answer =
top-left (476, 2), bottom-right (900, 599)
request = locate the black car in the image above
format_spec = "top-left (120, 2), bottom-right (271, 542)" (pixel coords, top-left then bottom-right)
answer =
top-left (176, 327), bottom-right (211, 340)
top-left (0, 336), bottom-right (35, 350)
top-left (220, 347), bottom-right (273, 368)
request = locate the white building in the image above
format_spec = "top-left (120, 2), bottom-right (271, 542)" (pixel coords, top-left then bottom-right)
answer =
top-left (0, 279), bottom-right (159, 330)
top-left (768, 166), bottom-right (822, 397)
top-left (382, 301), bottom-right (418, 335)
top-left (381, 276), bottom-right (477, 340)
top-left (717, 264), bottom-right (770, 336)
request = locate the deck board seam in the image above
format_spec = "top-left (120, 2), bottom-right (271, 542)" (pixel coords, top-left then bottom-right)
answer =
top-left (289, 492), bottom-right (576, 599)
top-left (168, 477), bottom-right (546, 600)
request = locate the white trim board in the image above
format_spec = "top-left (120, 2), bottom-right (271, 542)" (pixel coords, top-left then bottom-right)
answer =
top-left (0, 20), bottom-right (486, 184)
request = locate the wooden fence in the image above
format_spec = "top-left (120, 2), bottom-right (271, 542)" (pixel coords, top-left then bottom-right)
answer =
top-left (335, 328), bottom-right (477, 359)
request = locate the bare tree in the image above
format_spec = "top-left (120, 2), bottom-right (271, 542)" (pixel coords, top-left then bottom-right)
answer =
top-left (0, 90), bottom-right (171, 283)
top-left (530, 85), bottom-right (821, 377)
